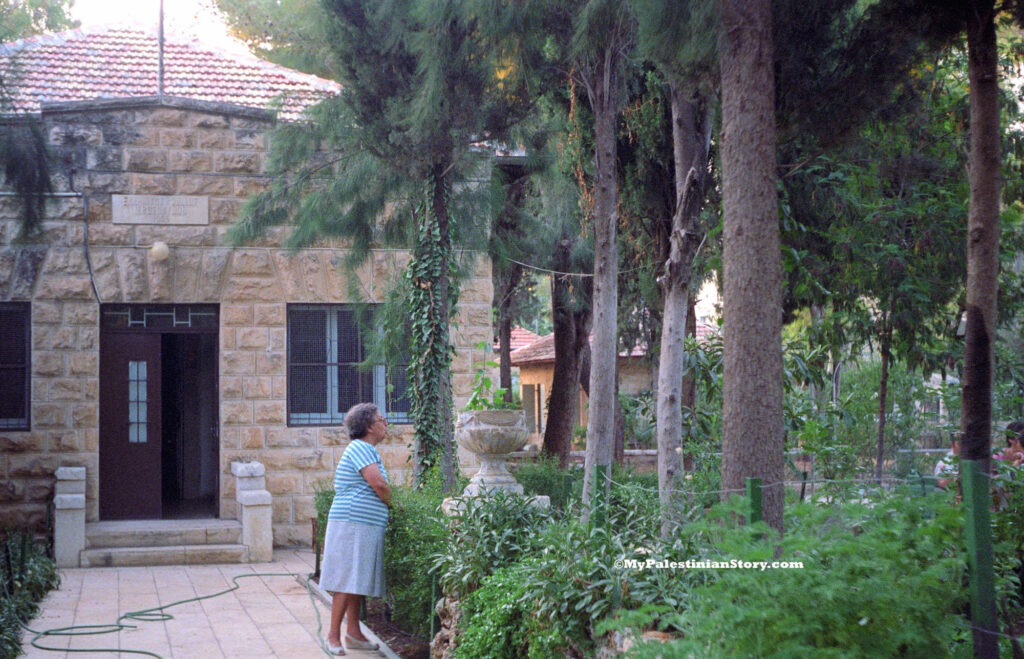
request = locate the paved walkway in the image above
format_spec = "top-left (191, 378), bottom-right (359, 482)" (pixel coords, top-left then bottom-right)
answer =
top-left (20, 549), bottom-right (397, 659)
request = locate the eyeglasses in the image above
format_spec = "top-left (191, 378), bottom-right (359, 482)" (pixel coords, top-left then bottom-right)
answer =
top-left (376, 417), bottom-right (388, 425)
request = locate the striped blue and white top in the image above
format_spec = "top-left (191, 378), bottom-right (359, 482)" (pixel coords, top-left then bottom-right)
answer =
top-left (328, 439), bottom-right (390, 527)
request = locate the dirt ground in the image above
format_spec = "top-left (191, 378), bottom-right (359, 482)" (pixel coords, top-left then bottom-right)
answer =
top-left (364, 599), bottom-right (431, 659)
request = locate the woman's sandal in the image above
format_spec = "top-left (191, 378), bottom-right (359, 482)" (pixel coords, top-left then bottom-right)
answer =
top-left (345, 634), bottom-right (379, 651)
top-left (327, 641), bottom-right (346, 655)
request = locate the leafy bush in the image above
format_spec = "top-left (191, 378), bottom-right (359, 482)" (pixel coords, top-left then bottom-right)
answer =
top-left (619, 392), bottom-right (656, 449)
top-left (464, 360), bottom-right (520, 410)
top-left (433, 491), bottom-right (552, 596)
top-left (993, 463), bottom-right (1024, 626)
top-left (450, 475), bottom-right (703, 657)
top-left (630, 491), bottom-right (967, 658)
top-left (514, 457), bottom-right (581, 510)
top-left (1, 531), bottom-right (60, 658)
top-left (831, 359), bottom-right (938, 473)
top-left (384, 476), bottom-right (449, 637)
top-left (312, 479), bottom-right (333, 559)
top-left (453, 567), bottom-right (533, 659)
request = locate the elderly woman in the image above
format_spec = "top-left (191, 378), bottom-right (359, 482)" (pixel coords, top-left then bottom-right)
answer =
top-left (321, 402), bottom-right (391, 655)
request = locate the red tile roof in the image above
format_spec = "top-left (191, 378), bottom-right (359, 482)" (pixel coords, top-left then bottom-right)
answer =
top-left (493, 326), bottom-right (542, 353)
top-left (510, 333), bottom-right (646, 367)
top-left (0, 27), bottom-right (339, 120)
top-left (510, 325), bottom-right (718, 366)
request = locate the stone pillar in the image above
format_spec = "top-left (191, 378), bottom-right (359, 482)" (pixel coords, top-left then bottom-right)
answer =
top-left (231, 461), bottom-right (273, 562)
top-left (53, 467), bottom-right (86, 568)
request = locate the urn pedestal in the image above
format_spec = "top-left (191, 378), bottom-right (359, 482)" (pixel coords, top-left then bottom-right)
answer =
top-left (456, 409), bottom-right (529, 496)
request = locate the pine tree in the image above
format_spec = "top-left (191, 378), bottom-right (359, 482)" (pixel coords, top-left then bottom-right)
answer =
top-left (0, 0), bottom-right (77, 235)
top-left (718, 0), bottom-right (785, 531)
top-left (232, 0), bottom-right (536, 490)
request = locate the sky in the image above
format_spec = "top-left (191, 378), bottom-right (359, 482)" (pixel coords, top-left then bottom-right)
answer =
top-left (71, 0), bottom-right (244, 50)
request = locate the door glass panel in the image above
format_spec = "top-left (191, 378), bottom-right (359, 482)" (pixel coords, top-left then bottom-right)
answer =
top-left (128, 360), bottom-right (147, 443)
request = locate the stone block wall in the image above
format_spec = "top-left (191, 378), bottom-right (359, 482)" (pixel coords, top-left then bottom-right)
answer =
top-left (0, 98), bottom-right (495, 545)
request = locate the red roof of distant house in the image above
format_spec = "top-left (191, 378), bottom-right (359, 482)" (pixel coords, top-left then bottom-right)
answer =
top-left (510, 333), bottom-right (645, 367)
top-left (0, 27), bottom-right (339, 120)
top-left (510, 325), bottom-right (718, 367)
top-left (493, 326), bottom-right (542, 353)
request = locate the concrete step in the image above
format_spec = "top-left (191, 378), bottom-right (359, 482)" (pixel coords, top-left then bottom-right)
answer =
top-left (80, 543), bottom-right (249, 567)
top-left (85, 519), bottom-right (242, 549)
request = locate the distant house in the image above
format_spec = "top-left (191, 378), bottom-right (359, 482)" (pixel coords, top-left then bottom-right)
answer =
top-left (509, 334), bottom-right (650, 440)
top-left (0, 26), bottom-right (493, 552)
top-left (510, 324), bottom-right (717, 440)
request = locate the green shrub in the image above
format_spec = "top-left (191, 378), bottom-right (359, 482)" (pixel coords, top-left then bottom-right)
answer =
top-left (384, 477), bottom-right (448, 637)
top-left (312, 478), bottom-right (333, 557)
top-left (434, 490), bottom-right (552, 596)
top-left (630, 491), bottom-right (967, 658)
top-left (514, 457), bottom-right (581, 510)
top-left (453, 567), bottom-right (532, 659)
top-left (1, 531), bottom-right (60, 658)
top-left (506, 512), bottom-right (703, 657)
top-left (619, 392), bottom-right (656, 449)
top-left (993, 463), bottom-right (1024, 626)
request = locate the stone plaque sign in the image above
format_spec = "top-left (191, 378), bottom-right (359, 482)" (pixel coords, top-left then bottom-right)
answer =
top-left (112, 195), bottom-right (209, 225)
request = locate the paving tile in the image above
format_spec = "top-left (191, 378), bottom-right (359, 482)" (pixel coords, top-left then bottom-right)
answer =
top-left (23, 548), bottom-right (397, 658)
top-left (173, 641), bottom-right (225, 657)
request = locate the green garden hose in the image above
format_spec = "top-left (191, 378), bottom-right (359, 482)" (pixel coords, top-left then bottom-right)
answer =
top-left (19, 572), bottom-right (335, 657)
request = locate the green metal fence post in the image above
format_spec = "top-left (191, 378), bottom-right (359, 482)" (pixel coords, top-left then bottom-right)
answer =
top-left (430, 573), bottom-right (438, 640)
top-left (961, 459), bottom-right (998, 657)
top-left (746, 477), bottom-right (763, 525)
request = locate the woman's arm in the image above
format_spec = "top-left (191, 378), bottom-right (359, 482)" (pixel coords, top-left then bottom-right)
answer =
top-left (360, 463), bottom-right (392, 506)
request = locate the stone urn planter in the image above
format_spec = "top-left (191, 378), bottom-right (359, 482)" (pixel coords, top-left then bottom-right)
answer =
top-left (456, 409), bottom-right (529, 496)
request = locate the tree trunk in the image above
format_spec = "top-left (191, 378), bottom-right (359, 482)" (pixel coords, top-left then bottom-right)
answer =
top-left (963, 3), bottom-right (1000, 656)
top-left (582, 45), bottom-right (620, 510)
top-left (497, 311), bottom-right (514, 403)
top-left (657, 86), bottom-right (710, 537)
top-left (718, 0), bottom-right (785, 532)
top-left (432, 173), bottom-right (457, 494)
top-left (544, 245), bottom-right (581, 467)
top-left (875, 323), bottom-right (891, 483)
top-left (961, 0), bottom-right (999, 474)
top-left (613, 367), bottom-right (625, 464)
top-left (579, 333), bottom-right (592, 398)
top-left (491, 167), bottom-right (527, 402)
top-left (681, 293), bottom-right (697, 474)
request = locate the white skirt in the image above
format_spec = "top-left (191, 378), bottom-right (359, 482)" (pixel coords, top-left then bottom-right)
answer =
top-left (319, 519), bottom-right (386, 598)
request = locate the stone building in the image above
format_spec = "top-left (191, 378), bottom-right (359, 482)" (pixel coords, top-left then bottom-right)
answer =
top-left (0, 27), bottom-right (493, 555)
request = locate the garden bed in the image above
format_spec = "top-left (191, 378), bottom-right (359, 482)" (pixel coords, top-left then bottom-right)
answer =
top-left (363, 598), bottom-right (431, 659)
top-left (1, 531), bottom-right (61, 658)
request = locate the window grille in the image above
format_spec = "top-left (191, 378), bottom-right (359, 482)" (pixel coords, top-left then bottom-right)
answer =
top-left (0, 303), bottom-right (30, 430)
top-left (287, 304), bottom-right (410, 426)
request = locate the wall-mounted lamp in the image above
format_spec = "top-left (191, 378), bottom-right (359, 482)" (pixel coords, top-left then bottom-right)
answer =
top-left (150, 241), bottom-right (170, 262)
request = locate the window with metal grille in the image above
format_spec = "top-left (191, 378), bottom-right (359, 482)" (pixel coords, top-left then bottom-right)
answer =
top-left (287, 304), bottom-right (410, 426)
top-left (0, 303), bottom-right (30, 430)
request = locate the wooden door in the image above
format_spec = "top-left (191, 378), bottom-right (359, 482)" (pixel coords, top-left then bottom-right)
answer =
top-left (99, 332), bottom-right (162, 520)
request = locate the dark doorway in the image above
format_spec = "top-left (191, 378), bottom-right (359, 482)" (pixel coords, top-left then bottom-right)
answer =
top-left (99, 304), bottom-right (219, 520)
top-left (161, 333), bottom-right (219, 519)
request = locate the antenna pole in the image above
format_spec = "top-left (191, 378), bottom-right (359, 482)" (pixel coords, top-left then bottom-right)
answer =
top-left (158, 0), bottom-right (165, 97)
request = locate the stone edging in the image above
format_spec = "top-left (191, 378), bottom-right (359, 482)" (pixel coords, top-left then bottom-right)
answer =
top-left (298, 574), bottom-right (401, 659)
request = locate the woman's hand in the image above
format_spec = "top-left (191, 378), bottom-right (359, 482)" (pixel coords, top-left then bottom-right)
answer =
top-left (360, 463), bottom-right (392, 506)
